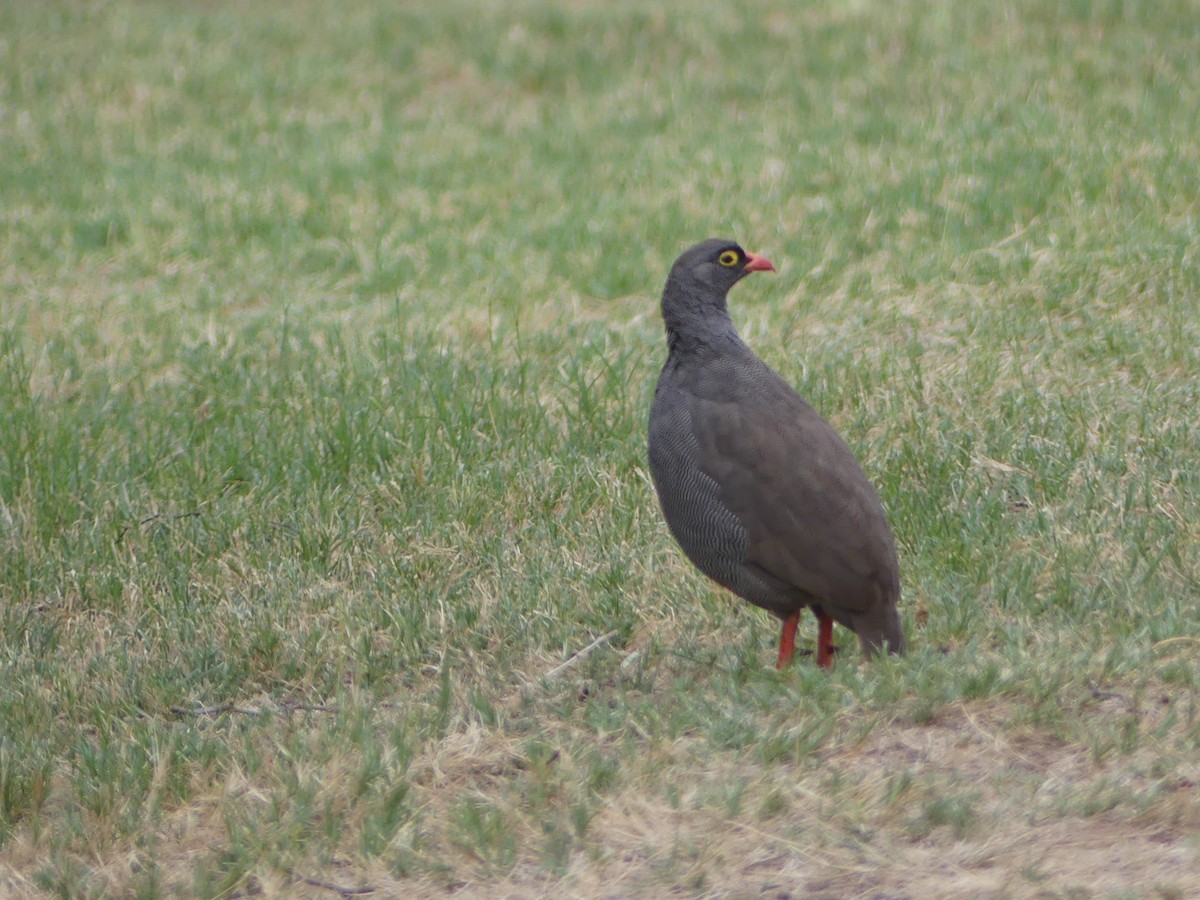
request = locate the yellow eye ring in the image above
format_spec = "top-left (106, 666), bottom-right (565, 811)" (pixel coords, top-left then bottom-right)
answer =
top-left (718, 250), bottom-right (739, 267)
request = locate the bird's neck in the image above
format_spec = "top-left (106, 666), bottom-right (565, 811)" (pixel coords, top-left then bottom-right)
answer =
top-left (661, 281), bottom-right (741, 355)
top-left (665, 317), bottom-right (744, 358)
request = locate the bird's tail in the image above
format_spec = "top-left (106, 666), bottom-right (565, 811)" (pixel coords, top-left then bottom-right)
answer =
top-left (853, 601), bottom-right (907, 657)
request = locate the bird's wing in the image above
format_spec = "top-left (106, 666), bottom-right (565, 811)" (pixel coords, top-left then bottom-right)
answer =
top-left (686, 357), bottom-right (897, 616)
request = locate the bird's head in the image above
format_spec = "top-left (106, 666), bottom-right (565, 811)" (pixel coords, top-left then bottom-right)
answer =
top-left (660, 239), bottom-right (776, 338)
top-left (666, 238), bottom-right (775, 298)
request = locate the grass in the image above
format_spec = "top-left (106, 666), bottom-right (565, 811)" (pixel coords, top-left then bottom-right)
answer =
top-left (1, 0), bottom-right (1198, 896)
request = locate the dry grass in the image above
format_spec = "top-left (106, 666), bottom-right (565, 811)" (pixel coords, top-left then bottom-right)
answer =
top-left (0, 628), bottom-right (1197, 898)
top-left (399, 665), bottom-right (1198, 899)
top-left (73, 664), bottom-right (1188, 900)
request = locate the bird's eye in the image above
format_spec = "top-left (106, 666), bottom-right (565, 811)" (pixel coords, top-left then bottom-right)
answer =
top-left (718, 250), bottom-right (739, 267)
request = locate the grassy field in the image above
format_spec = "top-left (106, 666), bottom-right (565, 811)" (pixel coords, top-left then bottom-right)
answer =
top-left (2, 0), bottom-right (1198, 896)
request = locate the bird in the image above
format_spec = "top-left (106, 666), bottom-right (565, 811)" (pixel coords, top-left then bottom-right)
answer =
top-left (647, 238), bottom-right (906, 669)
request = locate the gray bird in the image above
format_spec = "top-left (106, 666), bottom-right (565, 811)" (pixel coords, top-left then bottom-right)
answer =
top-left (647, 238), bottom-right (906, 668)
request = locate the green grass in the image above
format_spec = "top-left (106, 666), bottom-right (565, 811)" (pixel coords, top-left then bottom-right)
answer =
top-left (2, 0), bottom-right (1198, 896)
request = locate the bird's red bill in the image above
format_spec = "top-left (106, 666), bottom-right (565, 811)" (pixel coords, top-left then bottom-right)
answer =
top-left (743, 252), bottom-right (776, 273)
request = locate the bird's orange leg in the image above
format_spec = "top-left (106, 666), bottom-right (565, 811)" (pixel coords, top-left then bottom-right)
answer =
top-left (776, 611), bottom-right (800, 669)
top-left (815, 611), bottom-right (835, 670)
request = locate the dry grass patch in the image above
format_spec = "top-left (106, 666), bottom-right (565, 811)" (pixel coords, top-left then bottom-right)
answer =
top-left (351, 655), bottom-right (1200, 898)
